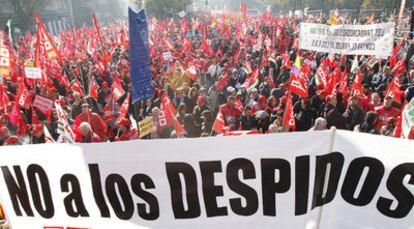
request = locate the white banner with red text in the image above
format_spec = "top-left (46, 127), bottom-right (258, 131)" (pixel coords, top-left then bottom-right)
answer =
top-left (299, 23), bottom-right (395, 57)
top-left (0, 130), bottom-right (413, 229)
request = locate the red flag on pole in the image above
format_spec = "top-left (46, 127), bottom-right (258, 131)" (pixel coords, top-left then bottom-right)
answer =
top-left (212, 108), bottom-right (226, 134)
top-left (111, 75), bottom-right (126, 101)
top-left (385, 74), bottom-right (403, 104)
top-left (115, 93), bottom-right (130, 125)
top-left (351, 69), bottom-right (363, 97)
top-left (282, 93), bottom-right (296, 131)
top-left (0, 31), bottom-right (12, 77)
top-left (92, 13), bottom-right (106, 57)
top-left (89, 77), bottom-right (99, 100)
top-left (34, 13), bottom-right (61, 61)
top-left (160, 92), bottom-right (186, 136)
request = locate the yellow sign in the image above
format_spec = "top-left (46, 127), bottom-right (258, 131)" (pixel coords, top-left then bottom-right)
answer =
top-left (138, 117), bottom-right (154, 138)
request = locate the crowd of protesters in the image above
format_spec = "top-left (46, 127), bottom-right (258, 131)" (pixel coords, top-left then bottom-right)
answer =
top-left (0, 10), bottom-right (413, 147)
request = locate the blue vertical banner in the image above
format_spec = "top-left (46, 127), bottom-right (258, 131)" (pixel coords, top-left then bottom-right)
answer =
top-left (129, 7), bottom-right (153, 103)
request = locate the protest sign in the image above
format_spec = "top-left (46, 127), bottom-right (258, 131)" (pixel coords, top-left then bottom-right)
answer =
top-left (24, 67), bottom-right (42, 79)
top-left (33, 95), bottom-right (53, 114)
top-left (162, 52), bottom-right (173, 62)
top-left (299, 23), bottom-right (395, 57)
top-left (179, 11), bottom-right (186, 18)
top-left (138, 116), bottom-right (154, 138)
top-left (0, 130), bottom-right (413, 229)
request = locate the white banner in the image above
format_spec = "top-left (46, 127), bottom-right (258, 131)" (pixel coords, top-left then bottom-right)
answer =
top-left (0, 130), bottom-right (413, 229)
top-left (299, 23), bottom-right (395, 57)
top-left (24, 67), bottom-right (42, 79)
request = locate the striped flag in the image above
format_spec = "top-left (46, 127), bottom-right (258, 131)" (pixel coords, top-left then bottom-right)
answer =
top-left (55, 102), bottom-right (75, 143)
top-left (43, 125), bottom-right (56, 143)
top-left (366, 56), bottom-right (380, 69)
top-left (327, 16), bottom-right (338, 25)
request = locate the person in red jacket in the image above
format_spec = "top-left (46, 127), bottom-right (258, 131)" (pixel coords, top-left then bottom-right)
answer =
top-left (375, 96), bottom-right (401, 129)
top-left (115, 118), bottom-right (139, 142)
top-left (74, 103), bottom-right (108, 140)
top-left (218, 95), bottom-right (243, 131)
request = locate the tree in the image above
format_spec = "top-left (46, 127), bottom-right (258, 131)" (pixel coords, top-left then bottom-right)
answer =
top-left (145, 0), bottom-right (193, 19)
top-left (15, 0), bottom-right (47, 32)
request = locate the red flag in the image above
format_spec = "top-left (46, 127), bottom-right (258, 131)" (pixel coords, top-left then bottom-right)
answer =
top-left (165, 39), bottom-right (174, 50)
top-left (393, 114), bottom-right (403, 138)
top-left (160, 92), bottom-right (186, 135)
top-left (92, 13), bottom-right (106, 58)
top-left (389, 36), bottom-right (406, 68)
top-left (89, 77), bottom-right (99, 100)
top-left (243, 69), bottom-right (260, 90)
top-left (316, 63), bottom-right (329, 87)
top-left (185, 65), bottom-right (197, 81)
top-left (111, 75), bottom-right (126, 101)
top-left (71, 78), bottom-right (84, 97)
top-left (0, 32), bottom-right (12, 77)
top-left (215, 73), bottom-right (230, 91)
top-left (202, 39), bottom-right (213, 57)
top-left (212, 108), bottom-right (226, 134)
top-left (351, 69), bottom-right (363, 97)
top-left (34, 13), bottom-right (61, 61)
top-left (16, 80), bottom-right (31, 110)
top-left (283, 93), bottom-right (296, 131)
top-left (337, 68), bottom-right (349, 98)
top-left (115, 93), bottom-right (130, 125)
top-left (385, 74), bottom-right (403, 104)
top-left (182, 37), bottom-right (192, 51)
top-left (0, 85), bottom-right (10, 112)
top-left (34, 28), bottom-right (42, 67)
top-left (281, 52), bottom-right (292, 69)
top-left (289, 66), bottom-right (309, 98)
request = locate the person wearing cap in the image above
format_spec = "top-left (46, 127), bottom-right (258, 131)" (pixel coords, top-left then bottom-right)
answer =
top-left (217, 95), bottom-right (243, 131)
top-left (343, 96), bottom-right (366, 130)
top-left (375, 96), bottom-right (400, 129)
top-left (74, 103), bottom-right (108, 140)
top-left (252, 95), bottom-right (267, 113)
top-left (115, 118), bottom-right (138, 142)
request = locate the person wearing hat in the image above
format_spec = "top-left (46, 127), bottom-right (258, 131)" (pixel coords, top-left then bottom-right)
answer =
top-left (74, 103), bottom-right (108, 140)
top-left (375, 95), bottom-right (400, 129)
top-left (115, 118), bottom-right (138, 142)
